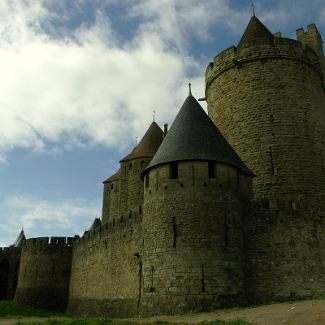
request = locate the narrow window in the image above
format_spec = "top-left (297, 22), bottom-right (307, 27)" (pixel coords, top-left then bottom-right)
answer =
top-left (139, 206), bottom-right (142, 215)
top-left (208, 161), bottom-right (216, 178)
top-left (224, 213), bottom-right (229, 247)
top-left (201, 264), bottom-right (205, 292)
top-left (145, 174), bottom-right (149, 187)
top-left (169, 162), bottom-right (178, 179)
top-left (111, 184), bottom-right (114, 190)
top-left (269, 147), bottom-right (274, 175)
top-left (120, 215), bottom-right (123, 223)
top-left (113, 219), bottom-right (115, 226)
top-left (129, 163), bottom-right (132, 170)
top-left (129, 211), bottom-right (132, 219)
top-left (150, 266), bottom-right (155, 292)
top-left (172, 217), bottom-right (177, 248)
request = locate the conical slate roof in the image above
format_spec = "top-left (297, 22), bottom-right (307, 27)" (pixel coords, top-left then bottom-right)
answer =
top-left (145, 94), bottom-right (254, 176)
top-left (238, 15), bottom-right (274, 47)
top-left (120, 122), bottom-right (164, 162)
top-left (11, 229), bottom-right (26, 248)
top-left (103, 169), bottom-right (121, 184)
top-left (88, 218), bottom-right (102, 231)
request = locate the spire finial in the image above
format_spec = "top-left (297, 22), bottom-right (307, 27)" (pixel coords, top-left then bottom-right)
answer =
top-left (153, 110), bottom-right (156, 122)
top-left (251, 1), bottom-right (255, 16)
top-left (135, 136), bottom-right (138, 146)
top-left (188, 82), bottom-right (192, 96)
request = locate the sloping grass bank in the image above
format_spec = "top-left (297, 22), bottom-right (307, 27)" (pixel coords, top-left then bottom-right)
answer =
top-left (0, 301), bottom-right (252, 325)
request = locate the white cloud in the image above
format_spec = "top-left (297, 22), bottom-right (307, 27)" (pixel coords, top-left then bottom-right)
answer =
top-left (0, 0), bottom-right (201, 163)
top-left (0, 194), bottom-right (100, 246)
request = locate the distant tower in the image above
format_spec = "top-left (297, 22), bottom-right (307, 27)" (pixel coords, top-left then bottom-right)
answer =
top-left (205, 16), bottom-right (325, 302)
top-left (141, 91), bottom-right (253, 314)
top-left (102, 169), bottom-right (120, 224)
top-left (101, 122), bottom-right (164, 224)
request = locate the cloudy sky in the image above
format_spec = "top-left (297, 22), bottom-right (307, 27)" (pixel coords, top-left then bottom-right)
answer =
top-left (0, 0), bottom-right (324, 246)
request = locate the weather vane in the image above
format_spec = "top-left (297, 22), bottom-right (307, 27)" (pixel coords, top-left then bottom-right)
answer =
top-left (188, 82), bottom-right (192, 96)
top-left (153, 110), bottom-right (156, 122)
top-left (251, 1), bottom-right (256, 16)
top-left (136, 136), bottom-right (138, 146)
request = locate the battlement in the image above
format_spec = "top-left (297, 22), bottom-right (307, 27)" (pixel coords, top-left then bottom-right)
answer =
top-left (23, 236), bottom-right (75, 249)
top-left (296, 24), bottom-right (319, 37)
top-left (74, 209), bottom-right (143, 250)
top-left (206, 36), bottom-right (320, 87)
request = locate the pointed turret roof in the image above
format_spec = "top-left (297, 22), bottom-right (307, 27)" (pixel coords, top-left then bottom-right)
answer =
top-left (88, 218), bottom-right (102, 231)
top-left (103, 169), bottom-right (121, 184)
top-left (11, 229), bottom-right (26, 248)
top-left (120, 122), bottom-right (164, 162)
top-left (238, 16), bottom-right (274, 47)
top-left (145, 94), bottom-right (254, 177)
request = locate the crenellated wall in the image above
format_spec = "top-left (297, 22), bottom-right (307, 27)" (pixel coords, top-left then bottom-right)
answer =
top-left (68, 212), bottom-right (143, 317)
top-left (140, 161), bottom-right (252, 316)
top-left (206, 30), bottom-right (325, 303)
top-left (14, 237), bottom-right (73, 311)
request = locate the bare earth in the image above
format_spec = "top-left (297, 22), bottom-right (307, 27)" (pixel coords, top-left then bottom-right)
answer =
top-left (0, 299), bottom-right (325, 325)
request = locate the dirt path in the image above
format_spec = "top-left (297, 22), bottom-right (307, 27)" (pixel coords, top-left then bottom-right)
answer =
top-left (1, 299), bottom-right (325, 325)
top-left (138, 299), bottom-right (325, 325)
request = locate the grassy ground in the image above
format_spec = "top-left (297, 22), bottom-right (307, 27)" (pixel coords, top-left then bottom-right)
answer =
top-left (14, 320), bottom-right (251, 325)
top-left (0, 301), bottom-right (63, 318)
top-left (0, 301), bottom-right (252, 325)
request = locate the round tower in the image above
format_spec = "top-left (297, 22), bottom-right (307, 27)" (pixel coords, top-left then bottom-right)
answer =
top-left (140, 91), bottom-right (253, 315)
top-left (14, 237), bottom-right (73, 311)
top-left (206, 16), bottom-right (325, 302)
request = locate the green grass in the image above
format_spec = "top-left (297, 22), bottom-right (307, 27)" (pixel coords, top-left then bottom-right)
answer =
top-left (0, 300), bottom-right (64, 318)
top-left (0, 301), bottom-right (253, 325)
top-left (15, 320), bottom-right (253, 325)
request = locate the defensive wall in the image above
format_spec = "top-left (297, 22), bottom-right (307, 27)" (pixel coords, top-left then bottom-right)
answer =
top-left (14, 237), bottom-right (73, 311)
top-left (68, 209), bottom-right (143, 317)
top-left (0, 247), bottom-right (21, 300)
top-left (205, 28), bottom-right (325, 303)
top-left (140, 161), bottom-right (252, 315)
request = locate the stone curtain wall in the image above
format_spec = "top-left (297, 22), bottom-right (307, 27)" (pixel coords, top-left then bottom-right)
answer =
top-left (14, 237), bottom-right (73, 311)
top-left (206, 35), bottom-right (325, 303)
top-left (245, 200), bottom-right (325, 304)
top-left (0, 247), bottom-right (21, 300)
top-left (140, 161), bottom-right (252, 316)
top-left (68, 214), bottom-right (143, 317)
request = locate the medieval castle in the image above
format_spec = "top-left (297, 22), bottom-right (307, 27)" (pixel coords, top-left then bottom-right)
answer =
top-left (0, 15), bottom-right (325, 317)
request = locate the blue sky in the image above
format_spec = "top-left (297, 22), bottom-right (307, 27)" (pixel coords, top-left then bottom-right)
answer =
top-left (0, 0), bottom-right (324, 246)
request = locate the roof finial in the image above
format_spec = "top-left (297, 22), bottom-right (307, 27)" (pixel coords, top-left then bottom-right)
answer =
top-left (153, 110), bottom-right (156, 122)
top-left (135, 136), bottom-right (138, 146)
top-left (251, 1), bottom-right (255, 16)
top-left (188, 82), bottom-right (192, 96)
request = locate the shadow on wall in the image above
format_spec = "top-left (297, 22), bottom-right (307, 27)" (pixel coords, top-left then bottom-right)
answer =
top-left (0, 259), bottom-right (9, 300)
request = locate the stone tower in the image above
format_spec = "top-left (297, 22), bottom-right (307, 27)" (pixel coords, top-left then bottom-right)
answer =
top-left (14, 237), bottom-right (73, 311)
top-left (205, 16), bottom-right (325, 302)
top-left (101, 122), bottom-right (164, 224)
top-left (141, 90), bottom-right (253, 315)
